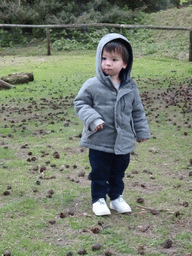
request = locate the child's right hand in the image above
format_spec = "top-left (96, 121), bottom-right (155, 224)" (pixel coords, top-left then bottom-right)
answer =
top-left (138, 139), bottom-right (148, 143)
top-left (94, 123), bottom-right (104, 131)
top-left (89, 119), bottom-right (104, 132)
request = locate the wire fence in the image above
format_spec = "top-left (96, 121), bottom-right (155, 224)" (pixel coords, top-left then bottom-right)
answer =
top-left (0, 23), bottom-right (192, 61)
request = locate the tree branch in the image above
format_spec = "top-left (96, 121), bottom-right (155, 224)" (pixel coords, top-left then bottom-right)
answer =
top-left (0, 79), bottom-right (15, 89)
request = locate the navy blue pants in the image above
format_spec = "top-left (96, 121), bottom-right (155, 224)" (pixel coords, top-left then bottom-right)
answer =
top-left (89, 149), bottom-right (130, 204)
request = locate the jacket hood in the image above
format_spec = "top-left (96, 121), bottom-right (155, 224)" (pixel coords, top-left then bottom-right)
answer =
top-left (96, 33), bottom-right (133, 85)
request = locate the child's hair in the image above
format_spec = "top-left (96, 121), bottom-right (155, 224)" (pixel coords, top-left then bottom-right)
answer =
top-left (102, 39), bottom-right (129, 65)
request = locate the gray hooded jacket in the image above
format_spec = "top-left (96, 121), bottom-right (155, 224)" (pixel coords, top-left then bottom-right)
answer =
top-left (74, 33), bottom-right (150, 155)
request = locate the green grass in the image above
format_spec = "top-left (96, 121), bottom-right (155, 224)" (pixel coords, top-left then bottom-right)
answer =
top-left (0, 46), bottom-right (192, 256)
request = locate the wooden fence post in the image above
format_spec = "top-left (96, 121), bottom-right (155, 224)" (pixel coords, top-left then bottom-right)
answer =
top-left (189, 30), bottom-right (192, 62)
top-left (120, 25), bottom-right (123, 35)
top-left (0, 24), bottom-right (191, 60)
top-left (46, 28), bottom-right (51, 56)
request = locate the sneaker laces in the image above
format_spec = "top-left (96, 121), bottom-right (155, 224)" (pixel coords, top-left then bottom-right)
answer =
top-left (98, 198), bottom-right (106, 205)
top-left (119, 195), bottom-right (125, 202)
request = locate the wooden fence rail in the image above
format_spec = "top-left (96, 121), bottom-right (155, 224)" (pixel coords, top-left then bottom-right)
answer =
top-left (0, 23), bottom-right (192, 61)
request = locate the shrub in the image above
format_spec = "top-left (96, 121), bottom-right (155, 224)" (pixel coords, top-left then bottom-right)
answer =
top-left (0, 28), bottom-right (28, 47)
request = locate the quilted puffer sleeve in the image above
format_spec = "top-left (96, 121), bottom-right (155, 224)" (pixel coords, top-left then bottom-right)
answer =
top-left (74, 79), bottom-right (103, 130)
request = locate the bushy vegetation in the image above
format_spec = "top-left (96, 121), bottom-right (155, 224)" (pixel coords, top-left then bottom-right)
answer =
top-left (0, 0), bottom-right (145, 48)
top-left (0, 1), bottom-right (191, 60)
top-left (0, 0), bottom-right (144, 25)
top-left (0, 0), bottom-right (191, 26)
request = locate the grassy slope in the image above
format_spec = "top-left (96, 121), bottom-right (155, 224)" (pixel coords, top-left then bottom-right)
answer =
top-left (130, 7), bottom-right (192, 60)
top-left (143, 7), bottom-right (192, 28)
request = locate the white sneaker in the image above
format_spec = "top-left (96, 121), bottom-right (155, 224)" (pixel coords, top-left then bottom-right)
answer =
top-left (110, 195), bottom-right (132, 213)
top-left (92, 198), bottom-right (111, 216)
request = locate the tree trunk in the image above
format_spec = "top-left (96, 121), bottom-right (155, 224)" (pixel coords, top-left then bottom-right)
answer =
top-left (141, 0), bottom-right (159, 12)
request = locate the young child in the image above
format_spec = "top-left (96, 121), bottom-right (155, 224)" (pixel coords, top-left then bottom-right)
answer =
top-left (74, 33), bottom-right (150, 216)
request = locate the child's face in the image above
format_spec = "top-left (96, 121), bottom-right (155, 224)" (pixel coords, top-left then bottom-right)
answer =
top-left (101, 50), bottom-right (127, 80)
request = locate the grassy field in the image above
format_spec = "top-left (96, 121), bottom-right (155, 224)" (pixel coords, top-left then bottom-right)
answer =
top-left (0, 50), bottom-right (192, 256)
top-left (0, 6), bottom-right (192, 256)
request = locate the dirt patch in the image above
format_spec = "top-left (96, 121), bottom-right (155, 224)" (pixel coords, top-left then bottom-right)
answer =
top-left (63, 146), bottom-right (87, 156)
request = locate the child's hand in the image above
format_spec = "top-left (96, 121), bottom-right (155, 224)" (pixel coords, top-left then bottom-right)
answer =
top-left (138, 139), bottom-right (148, 142)
top-left (94, 123), bottom-right (104, 131)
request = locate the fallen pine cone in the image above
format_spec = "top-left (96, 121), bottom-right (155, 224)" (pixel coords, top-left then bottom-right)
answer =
top-left (92, 243), bottom-right (101, 251)
top-left (77, 248), bottom-right (87, 255)
top-left (46, 189), bottom-right (54, 198)
top-left (175, 211), bottom-right (180, 218)
top-left (91, 227), bottom-right (100, 234)
top-left (53, 151), bottom-right (60, 158)
top-left (32, 165), bottom-right (39, 171)
top-left (137, 198), bottom-right (144, 204)
top-left (48, 189), bottom-right (54, 195)
top-left (138, 225), bottom-right (149, 232)
top-left (3, 191), bottom-right (10, 196)
top-left (105, 251), bottom-right (113, 256)
top-left (163, 239), bottom-right (172, 248)
top-left (40, 166), bottom-right (46, 172)
top-left (138, 245), bottom-right (145, 255)
top-left (150, 209), bottom-right (160, 215)
top-left (21, 144), bottom-right (28, 148)
top-left (183, 201), bottom-right (189, 207)
top-left (59, 212), bottom-right (66, 218)
top-left (48, 219), bottom-right (56, 225)
top-left (98, 220), bottom-right (104, 226)
top-left (3, 249), bottom-right (11, 256)
top-left (78, 171), bottom-right (85, 177)
top-left (68, 210), bottom-right (75, 216)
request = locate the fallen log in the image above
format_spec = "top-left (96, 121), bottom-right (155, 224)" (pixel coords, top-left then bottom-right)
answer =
top-left (1, 72), bottom-right (34, 85)
top-left (0, 79), bottom-right (15, 89)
